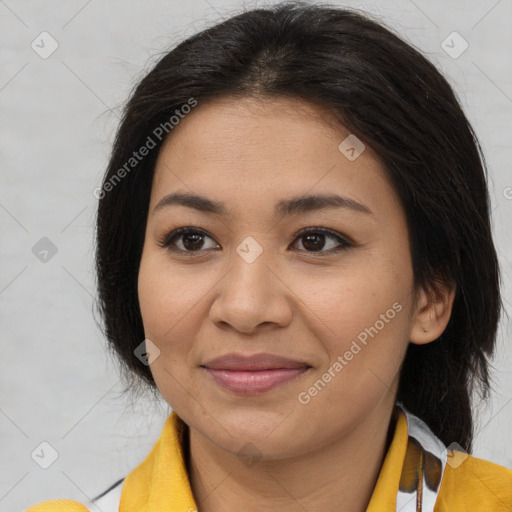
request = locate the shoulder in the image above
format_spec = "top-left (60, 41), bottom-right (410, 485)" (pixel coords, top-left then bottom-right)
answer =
top-left (25, 500), bottom-right (91, 511)
top-left (25, 479), bottom-right (124, 512)
top-left (436, 452), bottom-right (512, 511)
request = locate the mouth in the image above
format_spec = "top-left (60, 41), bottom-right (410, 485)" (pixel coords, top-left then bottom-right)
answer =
top-left (200, 352), bottom-right (312, 395)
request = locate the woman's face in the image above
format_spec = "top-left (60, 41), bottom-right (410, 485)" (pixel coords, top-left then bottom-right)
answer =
top-left (138, 96), bottom-right (426, 459)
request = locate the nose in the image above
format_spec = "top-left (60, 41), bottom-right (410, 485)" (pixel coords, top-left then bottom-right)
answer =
top-left (209, 239), bottom-right (293, 335)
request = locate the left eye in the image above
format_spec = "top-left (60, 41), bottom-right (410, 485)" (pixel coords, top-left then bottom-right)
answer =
top-left (292, 227), bottom-right (351, 253)
top-left (159, 227), bottom-right (351, 255)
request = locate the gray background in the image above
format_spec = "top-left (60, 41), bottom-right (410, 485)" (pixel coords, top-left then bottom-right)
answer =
top-left (1, 0), bottom-right (511, 510)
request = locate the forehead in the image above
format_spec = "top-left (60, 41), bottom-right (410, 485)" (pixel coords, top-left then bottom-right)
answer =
top-left (149, 96), bottom-right (401, 219)
top-left (155, 95), bottom-right (344, 164)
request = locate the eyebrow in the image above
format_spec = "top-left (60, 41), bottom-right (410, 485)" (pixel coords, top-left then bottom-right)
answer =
top-left (153, 192), bottom-right (373, 217)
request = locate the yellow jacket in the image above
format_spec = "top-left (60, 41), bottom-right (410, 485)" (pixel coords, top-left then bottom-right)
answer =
top-left (26, 405), bottom-right (512, 511)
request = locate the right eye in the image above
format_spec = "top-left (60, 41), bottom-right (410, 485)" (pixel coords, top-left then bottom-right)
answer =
top-left (158, 227), bottom-right (220, 253)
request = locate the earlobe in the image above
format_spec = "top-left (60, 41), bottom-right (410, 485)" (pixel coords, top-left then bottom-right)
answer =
top-left (409, 278), bottom-right (456, 346)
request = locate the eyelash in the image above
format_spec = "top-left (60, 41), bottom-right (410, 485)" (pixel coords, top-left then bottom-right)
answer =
top-left (157, 226), bottom-right (353, 257)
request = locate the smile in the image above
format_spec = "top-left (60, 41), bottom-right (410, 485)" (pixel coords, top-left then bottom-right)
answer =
top-left (202, 367), bottom-right (311, 394)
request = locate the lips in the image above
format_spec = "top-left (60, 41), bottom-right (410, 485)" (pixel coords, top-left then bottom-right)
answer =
top-left (201, 353), bottom-right (311, 394)
top-left (201, 352), bottom-right (310, 371)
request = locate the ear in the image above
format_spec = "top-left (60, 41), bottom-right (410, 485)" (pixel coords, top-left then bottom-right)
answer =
top-left (409, 275), bottom-right (456, 345)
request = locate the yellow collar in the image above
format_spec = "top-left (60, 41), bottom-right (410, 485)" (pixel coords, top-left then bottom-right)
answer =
top-left (367, 408), bottom-right (409, 510)
top-left (26, 405), bottom-right (512, 511)
top-left (120, 411), bottom-right (196, 511)
top-left (119, 409), bottom-right (409, 511)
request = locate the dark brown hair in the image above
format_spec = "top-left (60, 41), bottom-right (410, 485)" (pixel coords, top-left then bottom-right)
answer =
top-left (94, 1), bottom-right (503, 452)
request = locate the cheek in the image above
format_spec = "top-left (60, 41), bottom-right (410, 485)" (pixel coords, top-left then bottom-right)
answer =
top-left (292, 263), bottom-right (411, 382)
top-left (138, 250), bottom-right (207, 339)
top-left (295, 283), bottom-right (410, 422)
top-left (295, 262), bottom-right (404, 332)
top-left (137, 251), bottom-right (207, 409)
top-left (137, 260), bottom-right (201, 403)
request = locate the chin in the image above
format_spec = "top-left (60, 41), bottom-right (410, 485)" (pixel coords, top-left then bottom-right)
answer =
top-left (208, 407), bottom-right (305, 450)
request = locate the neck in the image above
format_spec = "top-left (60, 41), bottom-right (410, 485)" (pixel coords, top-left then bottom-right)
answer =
top-left (187, 403), bottom-right (397, 512)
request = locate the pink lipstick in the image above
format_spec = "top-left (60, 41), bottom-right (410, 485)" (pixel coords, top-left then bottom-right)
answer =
top-left (201, 352), bottom-right (311, 395)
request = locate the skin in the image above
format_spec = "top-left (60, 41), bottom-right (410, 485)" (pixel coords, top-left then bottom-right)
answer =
top-left (137, 96), bottom-right (456, 512)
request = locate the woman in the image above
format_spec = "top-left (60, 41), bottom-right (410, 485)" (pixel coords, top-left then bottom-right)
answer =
top-left (26, 2), bottom-right (512, 511)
